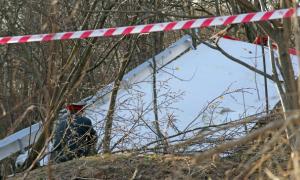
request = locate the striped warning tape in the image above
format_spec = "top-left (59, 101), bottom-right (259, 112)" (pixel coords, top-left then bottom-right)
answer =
top-left (0, 7), bottom-right (299, 45)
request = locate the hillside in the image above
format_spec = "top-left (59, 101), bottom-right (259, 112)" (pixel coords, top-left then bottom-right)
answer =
top-left (10, 135), bottom-right (291, 180)
top-left (11, 154), bottom-right (234, 180)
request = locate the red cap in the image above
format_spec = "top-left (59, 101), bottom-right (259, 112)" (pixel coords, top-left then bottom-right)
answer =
top-left (66, 103), bottom-right (86, 113)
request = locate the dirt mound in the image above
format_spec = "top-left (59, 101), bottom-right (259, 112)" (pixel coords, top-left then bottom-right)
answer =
top-left (10, 154), bottom-right (235, 180)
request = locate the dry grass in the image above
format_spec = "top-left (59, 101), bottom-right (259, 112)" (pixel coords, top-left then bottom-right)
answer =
top-left (10, 153), bottom-right (239, 180)
top-left (8, 137), bottom-right (295, 180)
top-left (9, 113), bottom-right (299, 180)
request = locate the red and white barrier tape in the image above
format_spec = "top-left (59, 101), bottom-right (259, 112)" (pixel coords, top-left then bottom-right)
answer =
top-left (0, 7), bottom-right (299, 45)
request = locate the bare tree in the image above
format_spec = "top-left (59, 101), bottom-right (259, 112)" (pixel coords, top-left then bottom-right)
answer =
top-left (102, 36), bottom-right (138, 153)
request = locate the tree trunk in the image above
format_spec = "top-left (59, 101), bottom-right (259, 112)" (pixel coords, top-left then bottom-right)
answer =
top-left (102, 53), bottom-right (131, 154)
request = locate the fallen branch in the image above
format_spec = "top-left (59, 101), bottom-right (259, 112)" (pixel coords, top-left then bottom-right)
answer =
top-left (193, 118), bottom-right (286, 163)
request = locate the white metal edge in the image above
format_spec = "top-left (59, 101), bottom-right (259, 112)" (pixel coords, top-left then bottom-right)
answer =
top-left (0, 122), bottom-right (42, 160)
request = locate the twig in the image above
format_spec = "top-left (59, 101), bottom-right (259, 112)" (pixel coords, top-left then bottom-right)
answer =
top-left (123, 113), bottom-right (266, 153)
top-left (203, 38), bottom-right (274, 81)
top-left (130, 168), bottom-right (138, 180)
top-left (194, 120), bottom-right (284, 163)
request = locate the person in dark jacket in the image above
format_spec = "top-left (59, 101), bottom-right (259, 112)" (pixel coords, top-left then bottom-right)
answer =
top-left (51, 103), bottom-right (97, 163)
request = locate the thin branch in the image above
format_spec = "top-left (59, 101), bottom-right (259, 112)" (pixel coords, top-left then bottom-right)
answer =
top-left (193, 114), bottom-right (297, 163)
top-left (202, 39), bottom-right (275, 81)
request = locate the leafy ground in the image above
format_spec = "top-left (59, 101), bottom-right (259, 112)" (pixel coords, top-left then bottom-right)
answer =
top-left (10, 153), bottom-right (237, 180)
